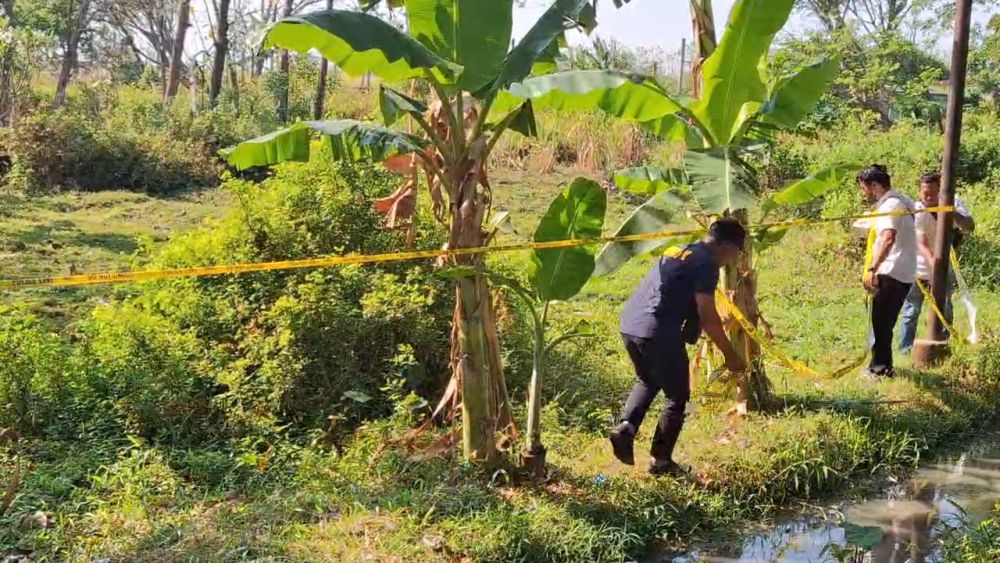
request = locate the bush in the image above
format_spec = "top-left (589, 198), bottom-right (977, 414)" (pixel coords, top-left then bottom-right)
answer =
top-left (69, 156), bottom-right (453, 442)
top-left (0, 307), bottom-right (73, 432)
top-left (1, 106), bottom-right (218, 194)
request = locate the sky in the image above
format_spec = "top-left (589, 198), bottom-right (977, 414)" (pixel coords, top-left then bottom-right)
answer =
top-left (510, 1), bottom-right (997, 59)
top-left (512, 0), bottom-right (738, 52)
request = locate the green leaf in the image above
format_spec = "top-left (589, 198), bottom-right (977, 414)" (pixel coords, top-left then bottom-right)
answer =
top-left (492, 0), bottom-right (590, 93)
top-left (530, 32), bottom-right (567, 76)
top-left (507, 101), bottom-right (538, 137)
top-left (684, 148), bottom-right (757, 214)
top-left (529, 177), bottom-right (607, 301)
top-left (843, 522), bottom-right (884, 550)
top-left (753, 226), bottom-right (788, 253)
top-left (614, 166), bottom-right (686, 195)
top-left (498, 70), bottom-right (684, 124)
top-left (767, 163), bottom-right (862, 208)
top-left (687, 0), bottom-right (795, 144)
top-left (262, 10), bottom-right (461, 83)
top-left (379, 85), bottom-right (428, 126)
top-left (594, 190), bottom-right (694, 276)
top-left (406, 0), bottom-right (513, 92)
top-left (759, 57), bottom-right (840, 129)
top-left (220, 120), bottom-right (427, 171)
top-left (218, 123), bottom-right (312, 169)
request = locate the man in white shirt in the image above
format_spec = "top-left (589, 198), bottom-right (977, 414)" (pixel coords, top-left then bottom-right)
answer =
top-left (898, 172), bottom-right (975, 353)
top-left (858, 165), bottom-right (917, 378)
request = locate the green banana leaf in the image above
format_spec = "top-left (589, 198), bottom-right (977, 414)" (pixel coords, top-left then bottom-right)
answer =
top-left (688, 0), bottom-right (795, 144)
top-left (497, 70), bottom-right (684, 124)
top-left (765, 163), bottom-right (861, 209)
top-left (406, 0), bottom-right (513, 92)
top-left (220, 120), bottom-right (427, 171)
top-left (684, 148), bottom-right (757, 214)
top-left (529, 177), bottom-right (607, 301)
top-left (530, 32), bottom-right (568, 76)
top-left (613, 166), bottom-right (687, 195)
top-left (262, 10), bottom-right (461, 84)
top-left (594, 189), bottom-right (692, 276)
top-left (379, 85), bottom-right (428, 126)
top-left (491, 0), bottom-right (591, 93)
top-left (758, 57), bottom-right (840, 129)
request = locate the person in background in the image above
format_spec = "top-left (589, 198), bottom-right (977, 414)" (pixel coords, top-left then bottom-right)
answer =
top-left (899, 171), bottom-right (975, 354)
top-left (859, 165), bottom-right (917, 378)
top-left (610, 219), bottom-right (747, 476)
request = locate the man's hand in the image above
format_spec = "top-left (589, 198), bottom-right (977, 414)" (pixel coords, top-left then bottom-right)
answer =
top-left (724, 356), bottom-right (747, 374)
top-left (863, 270), bottom-right (879, 293)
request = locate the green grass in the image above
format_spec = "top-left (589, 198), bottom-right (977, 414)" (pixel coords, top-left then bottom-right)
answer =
top-left (2, 168), bottom-right (999, 561)
top-left (0, 188), bottom-right (231, 322)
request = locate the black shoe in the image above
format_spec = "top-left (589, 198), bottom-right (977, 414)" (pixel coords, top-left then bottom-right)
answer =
top-left (609, 428), bottom-right (635, 466)
top-left (648, 460), bottom-right (689, 477)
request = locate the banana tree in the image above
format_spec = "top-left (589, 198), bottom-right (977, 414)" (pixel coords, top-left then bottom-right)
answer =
top-left (499, 0), bottom-right (854, 410)
top-left (448, 178), bottom-right (605, 475)
top-left (220, 0), bottom-right (621, 464)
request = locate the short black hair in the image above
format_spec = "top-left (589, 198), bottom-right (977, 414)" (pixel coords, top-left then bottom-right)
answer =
top-left (857, 164), bottom-right (891, 188)
top-left (920, 171), bottom-right (942, 186)
top-left (709, 218), bottom-right (747, 248)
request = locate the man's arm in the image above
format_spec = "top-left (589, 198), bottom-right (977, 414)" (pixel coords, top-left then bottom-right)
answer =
top-left (695, 292), bottom-right (745, 373)
top-left (954, 213), bottom-right (975, 234)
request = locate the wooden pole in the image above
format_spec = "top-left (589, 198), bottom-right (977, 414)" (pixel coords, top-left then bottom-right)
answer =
top-left (915, 0), bottom-right (972, 366)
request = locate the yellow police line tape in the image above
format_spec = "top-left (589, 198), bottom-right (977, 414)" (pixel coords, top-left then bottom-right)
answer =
top-left (0, 206), bottom-right (955, 292)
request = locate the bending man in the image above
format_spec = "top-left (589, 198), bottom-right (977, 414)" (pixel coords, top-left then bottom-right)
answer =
top-left (610, 219), bottom-right (747, 476)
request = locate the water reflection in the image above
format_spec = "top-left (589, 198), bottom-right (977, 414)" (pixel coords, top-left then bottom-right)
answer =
top-left (671, 445), bottom-right (1000, 562)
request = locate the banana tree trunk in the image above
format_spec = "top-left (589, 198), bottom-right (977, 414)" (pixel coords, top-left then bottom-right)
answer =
top-left (722, 211), bottom-right (770, 412)
top-left (448, 158), bottom-right (501, 464)
top-left (689, 0), bottom-right (717, 98)
top-left (522, 328), bottom-right (546, 476)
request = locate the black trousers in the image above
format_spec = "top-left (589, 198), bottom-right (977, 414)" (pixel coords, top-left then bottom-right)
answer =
top-left (869, 274), bottom-right (912, 374)
top-left (620, 333), bottom-right (690, 461)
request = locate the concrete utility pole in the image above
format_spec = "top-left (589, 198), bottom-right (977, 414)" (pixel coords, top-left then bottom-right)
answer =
top-left (678, 38), bottom-right (686, 96)
top-left (914, 0), bottom-right (972, 367)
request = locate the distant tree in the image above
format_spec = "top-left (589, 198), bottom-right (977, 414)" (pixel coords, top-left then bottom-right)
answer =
top-left (771, 28), bottom-right (946, 127)
top-left (208, 0), bottom-right (232, 105)
top-left (164, 0), bottom-right (191, 101)
top-left (968, 15), bottom-right (1000, 104)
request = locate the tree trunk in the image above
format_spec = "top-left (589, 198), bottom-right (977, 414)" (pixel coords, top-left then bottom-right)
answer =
top-left (276, 0), bottom-right (294, 122)
top-left (164, 0), bottom-right (191, 102)
top-left (228, 63), bottom-right (240, 111)
top-left (189, 64), bottom-right (201, 114)
top-left (0, 0), bottom-right (16, 126)
top-left (209, 0), bottom-right (232, 106)
top-left (722, 210), bottom-right (771, 412)
top-left (522, 331), bottom-right (546, 476)
top-left (313, 0), bottom-right (334, 119)
top-left (53, 0), bottom-right (91, 108)
top-left (447, 152), bottom-right (501, 464)
top-left (689, 0), bottom-right (717, 98)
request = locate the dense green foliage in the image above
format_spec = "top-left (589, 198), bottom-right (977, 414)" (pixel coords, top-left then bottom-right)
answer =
top-left (0, 155), bottom-right (452, 445)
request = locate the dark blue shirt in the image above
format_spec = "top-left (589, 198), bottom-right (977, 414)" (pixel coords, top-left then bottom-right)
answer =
top-left (619, 242), bottom-right (719, 340)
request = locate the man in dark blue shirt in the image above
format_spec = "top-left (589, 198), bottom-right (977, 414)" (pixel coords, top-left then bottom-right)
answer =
top-left (611, 219), bottom-right (747, 476)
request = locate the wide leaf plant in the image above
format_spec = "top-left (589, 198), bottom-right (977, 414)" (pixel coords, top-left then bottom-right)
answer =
top-left (495, 0), bottom-right (857, 410)
top-left (219, 0), bottom-right (644, 465)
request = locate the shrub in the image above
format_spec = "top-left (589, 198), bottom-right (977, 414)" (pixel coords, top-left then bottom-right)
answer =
top-left (72, 157), bottom-right (452, 441)
top-left (1, 106), bottom-right (218, 194)
top-left (0, 307), bottom-right (73, 432)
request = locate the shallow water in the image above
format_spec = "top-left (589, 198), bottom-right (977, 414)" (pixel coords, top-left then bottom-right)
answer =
top-left (668, 439), bottom-right (1000, 562)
